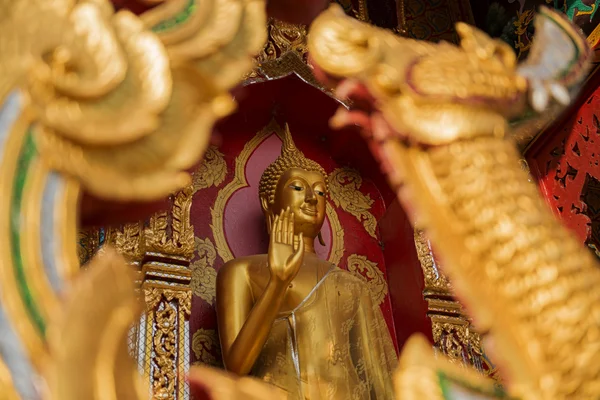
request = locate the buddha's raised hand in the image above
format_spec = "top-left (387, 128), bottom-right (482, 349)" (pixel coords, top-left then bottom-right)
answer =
top-left (268, 208), bottom-right (305, 284)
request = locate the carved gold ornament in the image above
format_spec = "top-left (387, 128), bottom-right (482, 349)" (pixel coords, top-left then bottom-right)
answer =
top-left (414, 229), bottom-right (451, 294)
top-left (346, 254), bottom-right (388, 305)
top-left (257, 18), bottom-right (308, 63)
top-left (329, 167), bottom-right (378, 239)
top-left (190, 237), bottom-right (218, 305)
top-left (144, 186), bottom-right (195, 259)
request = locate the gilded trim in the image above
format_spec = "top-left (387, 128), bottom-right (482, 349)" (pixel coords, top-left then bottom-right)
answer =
top-left (0, 358), bottom-right (19, 400)
top-left (56, 177), bottom-right (81, 282)
top-left (0, 92), bottom-right (46, 370)
top-left (21, 157), bottom-right (59, 322)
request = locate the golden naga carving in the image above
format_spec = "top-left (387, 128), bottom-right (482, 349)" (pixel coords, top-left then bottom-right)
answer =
top-left (309, 4), bottom-right (598, 399)
top-left (1, 0), bottom-right (265, 202)
top-left (0, 0), bottom-right (267, 398)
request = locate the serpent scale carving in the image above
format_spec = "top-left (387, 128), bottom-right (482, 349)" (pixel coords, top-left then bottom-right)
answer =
top-left (309, 5), bottom-right (598, 399)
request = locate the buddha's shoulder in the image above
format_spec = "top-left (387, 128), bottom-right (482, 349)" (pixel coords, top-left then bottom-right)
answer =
top-left (217, 254), bottom-right (268, 279)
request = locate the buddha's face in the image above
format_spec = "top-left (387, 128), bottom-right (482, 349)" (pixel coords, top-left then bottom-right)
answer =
top-left (265, 167), bottom-right (327, 239)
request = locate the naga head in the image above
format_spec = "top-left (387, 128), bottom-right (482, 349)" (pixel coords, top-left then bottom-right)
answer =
top-left (308, 4), bottom-right (591, 147)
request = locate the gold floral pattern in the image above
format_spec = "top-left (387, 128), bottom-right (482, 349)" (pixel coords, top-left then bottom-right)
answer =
top-left (192, 328), bottom-right (222, 368)
top-left (192, 145), bottom-right (227, 192)
top-left (190, 237), bottom-right (218, 305)
top-left (346, 254), bottom-right (388, 305)
top-left (329, 168), bottom-right (378, 239)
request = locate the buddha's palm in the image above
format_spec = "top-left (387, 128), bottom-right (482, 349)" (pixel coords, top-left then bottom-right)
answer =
top-left (268, 209), bottom-right (304, 283)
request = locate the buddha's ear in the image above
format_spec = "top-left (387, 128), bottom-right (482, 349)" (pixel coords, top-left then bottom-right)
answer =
top-left (260, 195), bottom-right (273, 234)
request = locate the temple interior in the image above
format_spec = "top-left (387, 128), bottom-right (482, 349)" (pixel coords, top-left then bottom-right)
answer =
top-left (2, 0), bottom-right (599, 398)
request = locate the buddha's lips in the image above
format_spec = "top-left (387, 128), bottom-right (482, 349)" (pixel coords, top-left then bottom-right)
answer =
top-left (301, 206), bottom-right (318, 216)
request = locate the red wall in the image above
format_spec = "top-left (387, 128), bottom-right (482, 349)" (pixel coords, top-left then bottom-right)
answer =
top-left (526, 72), bottom-right (600, 251)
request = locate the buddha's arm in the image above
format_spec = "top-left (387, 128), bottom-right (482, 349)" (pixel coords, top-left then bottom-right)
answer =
top-left (216, 262), bottom-right (290, 375)
top-left (217, 210), bottom-right (304, 375)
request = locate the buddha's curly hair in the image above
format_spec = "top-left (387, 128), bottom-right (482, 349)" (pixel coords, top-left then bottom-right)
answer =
top-left (259, 125), bottom-right (328, 204)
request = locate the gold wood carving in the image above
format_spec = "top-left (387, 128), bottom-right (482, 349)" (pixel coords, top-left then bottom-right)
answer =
top-left (246, 19), bottom-right (329, 92)
top-left (190, 237), bottom-right (218, 305)
top-left (192, 328), bottom-right (223, 368)
top-left (329, 168), bottom-right (378, 239)
top-left (115, 222), bottom-right (145, 262)
top-left (144, 287), bottom-right (192, 400)
top-left (414, 229), bottom-right (451, 294)
top-left (77, 228), bottom-right (100, 265)
top-left (415, 229), bottom-right (496, 379)
top-left (257, 19), bottom-right (307, 63)
top-left (212, 119), bottom-right (344, 265)
top-left (145, 186), bottom-right (195, 260)
top-left (346, 254), bottom-right (388, 306)
top-left (192, 145), bottom-right (227, 192)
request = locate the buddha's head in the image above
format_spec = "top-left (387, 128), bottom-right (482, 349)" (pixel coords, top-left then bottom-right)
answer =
top-left (259, 126), bottom-right (328, 241)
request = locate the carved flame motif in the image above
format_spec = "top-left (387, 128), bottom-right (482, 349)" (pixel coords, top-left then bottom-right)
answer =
top-left (329, 168), bottom-right (378, 239)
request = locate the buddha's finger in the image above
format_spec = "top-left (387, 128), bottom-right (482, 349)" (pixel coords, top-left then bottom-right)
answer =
top-left (276, 211), bottom-right (284, 242)
top-left (282, 207), bottom-right (289, 244)
top-left (272, 215), bottom-right (280, 244)
top-left (289, 233), bottom-right (304, 268)
top-left (288, 213), bottom-right (294, 244)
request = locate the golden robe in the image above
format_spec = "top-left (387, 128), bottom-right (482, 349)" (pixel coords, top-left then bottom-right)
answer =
top-left (251, 267), bottom-right (397, 399)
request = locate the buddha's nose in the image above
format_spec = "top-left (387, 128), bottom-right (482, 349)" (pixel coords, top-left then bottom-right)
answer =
top-left (305, 188), bottom-right (318, 205)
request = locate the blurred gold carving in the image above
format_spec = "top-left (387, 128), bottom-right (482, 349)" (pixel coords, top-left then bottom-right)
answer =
top-left (0, 0), bottom-right (266, 202)
top-left (192, 328), bottom-right (222, 367)
top-left (394, 335), bottom-right (501, 400)
top-left (329, 167), bottom-right (377, 239)
top-left (0, 359), bottom-right (18, 400)
top-left (77, 228), bottom-right (100, 265)
top-left (414, 229), bottom-right (451, 294)
top-left (346, 254), bottom-right (387, 305)
top-left (257, 19), bottom-right (307, 63)
top-left (145, 186), bottom-right (195, 259)
top-left (309, 5), bottom-right (597, 398)
top-left (192, 145), bottom-right (227, 192)
top-left (190, 237), bottom-right (217, 304)
top-left (115, 222), bottom-right (145, 261)
top-left (47, 248), bottom-right (146, 400)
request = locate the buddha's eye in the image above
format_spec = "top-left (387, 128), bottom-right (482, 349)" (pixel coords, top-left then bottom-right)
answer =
top-left (289, 185), bottom-right (303, 191)
top-left (316, 190), bottom-right (325, 197)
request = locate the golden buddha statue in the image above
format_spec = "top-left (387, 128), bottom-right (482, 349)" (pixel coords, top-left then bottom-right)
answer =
top-left (216, 126), bottom-right (397, 399)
